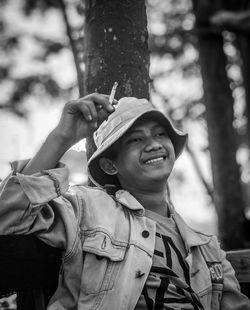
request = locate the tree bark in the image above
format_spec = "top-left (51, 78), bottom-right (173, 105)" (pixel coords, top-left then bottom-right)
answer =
top-left (84, 0), bottom-right (150, 162)
top-left (193, 0), bottom-right (246, 249)
top-left (84, 0), bottom-right (149, 99)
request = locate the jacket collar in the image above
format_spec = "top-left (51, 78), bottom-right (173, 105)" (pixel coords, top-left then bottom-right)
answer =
top-left (170, 205), bottom-right (212, 251)
top-left (115, 190), bottom-right (211, 250)
top-left (115, 190), bottom-right (145, 212)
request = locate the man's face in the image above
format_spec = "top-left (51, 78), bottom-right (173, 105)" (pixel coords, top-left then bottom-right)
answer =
top-left (112, 118), bottom-right (176, 190)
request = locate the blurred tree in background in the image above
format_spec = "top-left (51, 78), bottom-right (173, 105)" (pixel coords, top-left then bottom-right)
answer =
top-left (1, 0), bottom-right (250, 249)
top-left (84, 0), bottom-right (150, 164)
top-left (192, 0), bottom-right (250, 250)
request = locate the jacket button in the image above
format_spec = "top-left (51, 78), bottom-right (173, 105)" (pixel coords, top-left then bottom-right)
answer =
top-left (142, 230), bottom-right (150, 238)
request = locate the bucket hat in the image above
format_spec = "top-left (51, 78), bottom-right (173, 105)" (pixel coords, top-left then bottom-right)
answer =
top-left (88, 97), bottom-right (187, 187)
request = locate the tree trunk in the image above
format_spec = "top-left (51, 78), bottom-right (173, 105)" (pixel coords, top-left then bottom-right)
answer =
top-left (192, 0), bottom-right (246, 249)
top-left (84, 0), bottom-right (150, 163)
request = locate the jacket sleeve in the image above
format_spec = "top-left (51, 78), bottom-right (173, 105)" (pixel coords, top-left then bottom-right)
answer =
top-left (0, 159), bottom-right (81, 252)
top-left (220, 247), bottom-right (250, 309)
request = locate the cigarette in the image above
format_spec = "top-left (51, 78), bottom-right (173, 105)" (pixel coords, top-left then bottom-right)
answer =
top-left (109, 82), bottom-right (118, 105)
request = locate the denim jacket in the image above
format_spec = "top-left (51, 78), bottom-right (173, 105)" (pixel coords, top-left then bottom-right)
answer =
top-left (0, 160), bottom-right (249, 310)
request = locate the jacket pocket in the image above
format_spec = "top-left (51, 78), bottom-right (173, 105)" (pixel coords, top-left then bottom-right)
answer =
top-left (80, 230), bottom-right (127, 295)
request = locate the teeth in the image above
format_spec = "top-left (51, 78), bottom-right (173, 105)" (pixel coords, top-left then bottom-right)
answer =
top-left (145, 157), bottom-right (164, 164)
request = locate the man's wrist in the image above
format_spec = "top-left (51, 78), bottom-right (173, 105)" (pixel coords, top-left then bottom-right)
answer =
top-left (49, 128), bottom-right (73, 152)
top-left (21, 130), bottom-right (71, 175)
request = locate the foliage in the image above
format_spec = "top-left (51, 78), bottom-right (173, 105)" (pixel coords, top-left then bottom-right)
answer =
top-left (147, 0), bottom-right (205, 125)
top-left (0, 0), bottom-right (83, 117)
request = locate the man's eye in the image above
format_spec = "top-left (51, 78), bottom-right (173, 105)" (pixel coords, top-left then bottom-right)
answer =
top-left (156, 132), bottom-right (166, 137)
top-left (128, 137), bottom-right (141, 143)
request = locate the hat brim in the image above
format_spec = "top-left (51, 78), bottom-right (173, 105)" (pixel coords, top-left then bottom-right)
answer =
top-left (88, 110), bottom-right (187, 188)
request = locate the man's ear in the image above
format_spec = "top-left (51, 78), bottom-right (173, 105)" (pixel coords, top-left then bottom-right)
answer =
top-left (99, 158), bottom-right (118, 175)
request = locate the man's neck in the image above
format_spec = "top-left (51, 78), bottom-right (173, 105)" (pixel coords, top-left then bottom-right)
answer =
top-left (128, 187), bottom-right (170, 217)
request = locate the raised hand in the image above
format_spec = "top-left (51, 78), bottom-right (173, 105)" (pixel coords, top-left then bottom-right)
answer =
top-left (55, 93), bottom-right (116, 149)
top-left (22, 93), bottom-right (116, 174)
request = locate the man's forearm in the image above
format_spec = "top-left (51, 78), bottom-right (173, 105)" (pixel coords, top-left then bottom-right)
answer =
top-left (22, 130), bottom-right (70, 175)
top-left (21, 93), bottom-right (115, 175)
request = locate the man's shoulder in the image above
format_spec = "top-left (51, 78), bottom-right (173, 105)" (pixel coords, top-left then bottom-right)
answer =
top-left (69, 184), bottom-right (107, 194)
top-left (67, 184), bottom-right (115, 203)
top-left (191, 227), bottom-right (214, 238)
top-left (183, 226), bottom-right (223, 260)
top-left (190, 227), bottom-right (220, 247)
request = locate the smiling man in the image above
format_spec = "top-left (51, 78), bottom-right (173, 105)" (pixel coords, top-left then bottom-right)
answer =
top-left (101, 119), bottom-right (175, 187)
top-left (0, 93), bottom-right (249, 310)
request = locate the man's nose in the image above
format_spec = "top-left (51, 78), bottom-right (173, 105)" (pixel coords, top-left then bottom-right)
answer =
top-left (144, 139), bottom-right (163, 152)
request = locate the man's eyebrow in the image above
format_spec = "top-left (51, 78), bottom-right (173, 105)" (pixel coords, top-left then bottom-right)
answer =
top-left (127, 128), bottom-right (143, 134)
top-left (122, 130), bottom-right (141, 140)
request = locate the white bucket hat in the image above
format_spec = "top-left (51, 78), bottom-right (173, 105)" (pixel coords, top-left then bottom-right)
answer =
top-left (88, 97), bottom-right (187, 188)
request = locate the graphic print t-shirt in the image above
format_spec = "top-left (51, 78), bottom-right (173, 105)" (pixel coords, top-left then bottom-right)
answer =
top-left (135, 209), bottom-right (204, 310)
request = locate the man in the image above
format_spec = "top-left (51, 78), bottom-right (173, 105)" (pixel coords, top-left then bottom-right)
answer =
top-left (0, 93), bottom-right (249, 309)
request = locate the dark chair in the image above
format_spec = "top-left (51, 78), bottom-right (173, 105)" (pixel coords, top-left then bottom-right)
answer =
top-left (226, 249), bottom-right (250, 298)
top-left (0, 235), bottom-right (61, 310)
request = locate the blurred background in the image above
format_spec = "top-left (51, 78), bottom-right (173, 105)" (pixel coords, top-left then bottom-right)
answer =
top-left (0, 0), bottom-right (250, 256)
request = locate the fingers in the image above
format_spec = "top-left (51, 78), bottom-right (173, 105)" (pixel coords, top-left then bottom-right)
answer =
top-left (82, 93), bottom-right (117, 124)
top-left (73, 101), bottom-right (94, 123)
top-left (90, 93), bottom-right (116, 112)
top-left (85, 100), bottom-right (98, 128)
top-left (65, 93), bottom-right (117, 129)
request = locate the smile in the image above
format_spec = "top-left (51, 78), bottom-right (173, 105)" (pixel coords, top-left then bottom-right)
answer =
top-left (144, 156), bottom-right (166, 165)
